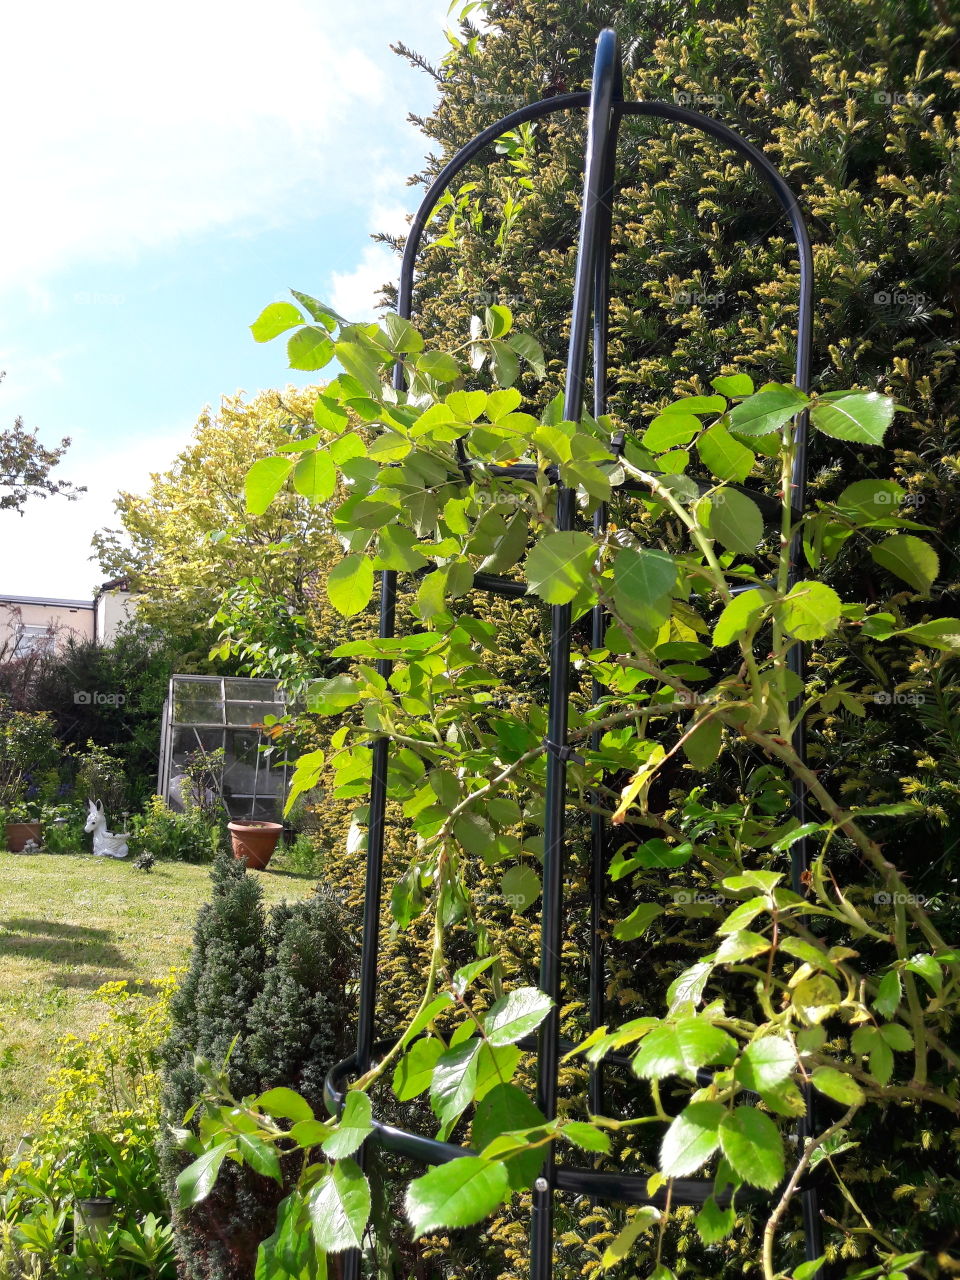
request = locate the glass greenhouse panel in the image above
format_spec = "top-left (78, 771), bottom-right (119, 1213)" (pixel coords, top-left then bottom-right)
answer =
top-left (158, 675), bottom-right (291, 821)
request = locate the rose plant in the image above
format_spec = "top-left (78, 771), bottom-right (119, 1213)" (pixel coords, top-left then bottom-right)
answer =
top-left (175, 294), bottom-right (959, 1280)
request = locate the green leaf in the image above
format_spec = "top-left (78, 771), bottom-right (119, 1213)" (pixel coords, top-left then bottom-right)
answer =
top-left (697, 423), bottom-right (756, 482)
top-left (508, 332), bottom-right (546, 377)
top-left (288, 1119), bottom-right (333, 1148)
top-left (835, 479), bottom-right (905, 524)
top-left (292, 451), bottom-right (337, 503)
top-left (500, 864), bottom-right (541, 913)
top-left (780, 581), bottom-right (842, 640)
top-left (525, 531), bottom-right (596, 604)
top-left (872, 969), bottom-right (902, 1018)
top-left (661, 395), bottom-right (727, 414)
top-left (483, 987), bottom-right (553, 1046)
top-left (643, 412), bottom-right (702, 452)
top-left (712, 588), bottom-right (771, 646)
top-left (417, 351), bottom-right (462, 383)
top-left (719, 1107), bottom-right (785, 1189)
top-left (613, 902), bottom-right (664, 941)
top-left (473, 1043), bottom-right (523, 1101)
top-left (235, 1133), bottom-right (283, 1183)
top-left (405, 1156), bottom-right (510, 1238)
top-left (308, 1158), bottom-right (370, 1252)
top-left (660, 1101), bottom-right (723, 1177)
top-left (383, 312), bottom-right (424, 353)
top-left (490, 339), bottom-right (520, 387)
top-left (562, 1122), bottom-right (611, 1155)
top-left (287, 325), bottom-right (335, 371)
top-left (430, 1039), bottom-right (481, 1127)
top-left (811, 1067), bottom-right (864, 1106)
top-left (322, 1090), bottom-right (374, 1159)
top-left (735, 1036), bottom-right (796, 1093)
top-left (176, 1140), bottom-right (234, 1208)
top-left (250, 302), bottom-right (304, 342)
top-left (611, 547), bottom-right (676, 630)
top-left (601, 1208), bottom-right (661, 1268)
top-left (794, 1259), bottom-right (828, 1280)
top-left (327, 554), bottom-right (375, 617)
top-left (810, 392), bottom-right (894, 445)
top-left (715, 930), bottom-right (770, 964)
top-left (705, 489), bottom-right (764, 555)
top-left (473, 1083), bottom-right (547, 1190)
top-left (896, 618), bottom-right (960, 651)
top-left (711, 374), bottom-right (754, 397)
top-left (695, 1196), bottom-right (735, 1244)
top-left (255, 1087), bottom-right (315, 1124)
top-left (447, 389), bottom-right (488, 421)
top-left (904, 953), bottom-right (943, 993)
top-left (633, 1019), bottom-right (737, 1080)
top-left (870, 535), bottom-right (938, 594)
top-left (394, 1038), bottom-right (445, 1101)
top-left (879, 1023), bottom-right (914, 1051)
top-left (791, 974), bottom-right (841, 1025)
top-left (245, 457), bottom-right (294, 515)
top-left (729, 385), bottom-right (808, 436)
top-left (291, 290), bottom-right (345, 327)
top-left (682, 716), bottom-right (723, 770)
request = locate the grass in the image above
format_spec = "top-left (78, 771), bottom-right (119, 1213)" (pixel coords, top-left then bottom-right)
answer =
top-left (0, 849), bottom-right (315, 1149)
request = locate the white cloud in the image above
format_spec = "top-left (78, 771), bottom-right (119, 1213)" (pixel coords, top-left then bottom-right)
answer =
top-left (329, 244), bottom-right (398, 321)
top-left (1, 430), bottom-right (189, 599)
top-left (0, 0), bottom-right (410, 293)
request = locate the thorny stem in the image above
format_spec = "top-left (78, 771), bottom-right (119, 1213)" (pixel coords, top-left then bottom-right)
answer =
top-left (762, 1104), bottom-right (857, 1280)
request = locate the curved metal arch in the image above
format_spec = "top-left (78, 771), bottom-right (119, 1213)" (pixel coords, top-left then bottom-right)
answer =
top-left (344, 25), bottom-right (824, 1280)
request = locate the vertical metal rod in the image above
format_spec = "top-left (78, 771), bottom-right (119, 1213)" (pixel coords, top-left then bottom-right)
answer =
top-left (532, 29), bottom-right (622, 1280)
top-left (587, 109), bottom-right (619, 1121)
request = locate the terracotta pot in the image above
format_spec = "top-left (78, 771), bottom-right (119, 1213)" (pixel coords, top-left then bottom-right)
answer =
top-left (5, 822), bottom-right (41, 853)
top-left (228, 820), bottom-right (283, 870)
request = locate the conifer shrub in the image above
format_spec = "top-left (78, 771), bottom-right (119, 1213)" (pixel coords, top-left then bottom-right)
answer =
top-left (161, 853), bottom-right (358, 1279)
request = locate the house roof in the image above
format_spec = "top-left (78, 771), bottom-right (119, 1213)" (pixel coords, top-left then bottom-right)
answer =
top-left (0, 594), bottom-right (93, 610)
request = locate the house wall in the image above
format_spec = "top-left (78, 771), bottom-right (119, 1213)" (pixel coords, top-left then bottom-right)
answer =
top-left (0, 598), bottom-right (95, 656)
top-left (95, 590), bottom-right (136, 643)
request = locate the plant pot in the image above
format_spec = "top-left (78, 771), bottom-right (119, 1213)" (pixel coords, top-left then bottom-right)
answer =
top-left (228, 820), bottom-right (283, 870)
top-left (5, 821), bottom-right (41, 853)
top-left (74, 1196), bottom-right (115, 1245)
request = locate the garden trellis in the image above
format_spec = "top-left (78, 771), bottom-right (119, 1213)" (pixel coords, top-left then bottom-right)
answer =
top-left (325, 28), bottom-right (826, 1280)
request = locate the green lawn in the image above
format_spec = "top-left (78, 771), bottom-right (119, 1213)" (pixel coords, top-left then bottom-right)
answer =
top-left (0, 850), bottom-right (315, 1149)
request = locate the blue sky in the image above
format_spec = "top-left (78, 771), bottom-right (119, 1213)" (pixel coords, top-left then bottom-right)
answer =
top-left (0, 0), bottom-right (451, 598)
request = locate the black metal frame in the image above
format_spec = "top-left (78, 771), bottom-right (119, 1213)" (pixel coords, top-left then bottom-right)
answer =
top-left (331, 28), bottom-right (824, 1279)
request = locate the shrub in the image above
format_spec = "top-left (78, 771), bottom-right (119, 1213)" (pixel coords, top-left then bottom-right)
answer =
top-left (0, 975), bottom-right (178, 1279)
top-left (131, 796), bottom-right (222, 864)
top-left (74, 740), bottom-right (128, 814)
top-left (161, 854), bottom-right (358, 1280)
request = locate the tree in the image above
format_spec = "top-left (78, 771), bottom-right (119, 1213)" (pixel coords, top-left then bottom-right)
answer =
top-left (93, 386), bottom-right (344, 656)
top-left (0, 416), bottom-right (83, 513)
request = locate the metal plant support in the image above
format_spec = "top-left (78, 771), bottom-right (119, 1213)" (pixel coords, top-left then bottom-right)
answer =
top-left (327, 28), bottom-right (824, 1279)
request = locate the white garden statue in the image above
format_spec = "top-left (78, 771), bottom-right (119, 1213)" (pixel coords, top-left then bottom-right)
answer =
top-left (84, 799), bottom-right (129, 859)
